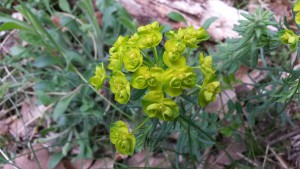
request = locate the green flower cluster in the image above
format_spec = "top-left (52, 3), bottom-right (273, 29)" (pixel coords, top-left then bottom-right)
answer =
top-left (294, 1), bottom-right (300, 25)
top-left (110, 121), bottom-right (136, 155)
top-left (198, 53), bottom-right (220, 106)
top-left (89, 21), bottom-right (219, 155)
top-left (277, 1), bottom-right (300, 51)
top-left (279, 30), bottom-right (299, 51)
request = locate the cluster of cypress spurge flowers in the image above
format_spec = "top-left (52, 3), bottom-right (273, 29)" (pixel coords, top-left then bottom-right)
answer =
top-left (89, 21), bottom-right (220, 155)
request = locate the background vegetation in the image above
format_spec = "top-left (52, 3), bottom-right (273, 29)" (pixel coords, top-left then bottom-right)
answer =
top-left (0, 0), bottom-right (299, 168)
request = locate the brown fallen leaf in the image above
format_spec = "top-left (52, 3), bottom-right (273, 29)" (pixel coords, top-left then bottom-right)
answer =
top-left (8, 98), bottom-right (49, 139)
top-left (0, 120), bottom-right (9, 135)
top-left (214, 140), bottom-right (247, 166)
top-left (89, 158), bottom-right (114, 169)
top-left (4, 144), bottom-right (65, 169)
top-left (269, 0), bottom-right (291, 19)
top-left (62, 158), bottom-right (114, 169)
top-left (63, 159), bottom-right (93, 169)
top-left (127, 149), bottom-right (171, 168)
top-left (205, 89), bottom-right (236, 119)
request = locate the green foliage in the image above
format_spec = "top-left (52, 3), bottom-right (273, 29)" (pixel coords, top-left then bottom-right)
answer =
top-left (49, 152), bottom-right (64, 169)
top-left (167, 11), bottom-right (186, 23)
top-left (1, 0), bottom-right (300, 168)
top-left (0, 0), bottom-right (136, 164)
top-left (214, 7), bottom-right (279, 70)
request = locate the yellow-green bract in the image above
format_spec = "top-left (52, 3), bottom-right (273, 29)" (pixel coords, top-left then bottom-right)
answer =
top-left (109, 71), bottom-right (130, 104)
top-left (279, 30), bottom-right (299, 51)
top-left (142, 91), bottom-right (179, 121)
top-left (89, 63), bottom-right (106, 90)
top-left (199, 52), bottom-right (215, 77)
top-left (198, 79), bottom-right (221, 106)
top-left (131, 66), bottom-right (164, 91)
top-left (163, 66), bottom-right (196, 97)
top-left (89, 21), bottom-right (218, 118)
top-left (110, 121), bottom-right (136, 155)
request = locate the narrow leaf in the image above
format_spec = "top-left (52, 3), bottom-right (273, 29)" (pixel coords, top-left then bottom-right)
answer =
top-left (0, 13), bottom-right (31, 31)
top-left (53, 94), bottom-right (75, 120)
top-left (49, 152), bottom-right (64, 169)
top-left (58, 0), bottom-right (71, 12)
top-left (167, 12), bottom-right (186, 23)
top-left (203, 17), bottom-right (218, 29)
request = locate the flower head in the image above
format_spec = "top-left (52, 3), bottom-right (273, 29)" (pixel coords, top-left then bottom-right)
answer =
top-left (109, 71), bottom-right (130, 104)
top-left (89, 63), bottom-right (106, 89)
top-left (163, 66), bottom-right (196, 97)
top-left (123, 47), bottom-right (143, 72)
top-left (109, 36), bottom-right (128, 55)
top-left (280, 30), bottom-right (299, 51)
top-left (110, 121), bottom-right (136, 155)
top-left (131, 66), bottom-right (164, 91)
top-left (141, 91), bottom-right (179, 121)
top-left (198, 80), bottom-right (221, 106)
top-left (296, 12), bottom-right (300, 25)
top-left (163, 51), bottom-right (186, 68)
top-left (199, 52), bottom-right (215, 77)
top-left (135, 21), bottom-right (163, 49)
top-left (294, 0), bottom-right (300, 12)
top-left (137, 21), bottom-right (162, 32)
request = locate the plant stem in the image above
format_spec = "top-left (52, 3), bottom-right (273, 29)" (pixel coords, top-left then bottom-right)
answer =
top-left (132, 117), bottom-right (150, 133)
top-left (152, 47), bottom-right (158, 64)
top-left (141, 50), bottom-right (154, 66)
top-left (71, 65), bottom-right (134, 121)
top-left (196, 84), bottom-right (202, 88)
top-left (186, 47), bottom-right (191, 60)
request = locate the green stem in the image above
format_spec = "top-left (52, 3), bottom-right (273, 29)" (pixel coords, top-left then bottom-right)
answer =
top-left (71, 65), bottom-right (133, 121)
top-left (132, 117), bottom-right (150, 133)
top-left (186, 47), bottom-right (191, 60)
top-left (191, 66), bottom-right (201, 69)
top-left (196, 84), bottom-right (202, 88)
top-left (152, 47), bottom-right (158, 64)
top-left (141, 50), bottom-right (154, 66)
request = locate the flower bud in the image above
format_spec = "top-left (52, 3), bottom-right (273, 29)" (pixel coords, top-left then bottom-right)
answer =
top-left (89, 63), bottom-right (106, 89)
top-left (110, 121), bottom-right (136, 155)
top-left (109, 71), bottom-right (130, 104)
top-left (123, 48), bottom-right (143, 72)
top-left (163, 51), bottom-right (186, 68)
top-left (142, 91), bottom-right (179, 121)
top-left (198, 81), bottom-right (221, 106)
top-left (199, 52), bottom-right (215, 77)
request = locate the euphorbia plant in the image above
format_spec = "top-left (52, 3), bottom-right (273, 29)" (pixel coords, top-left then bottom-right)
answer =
top-left (89, 21), bottom-right (220, 155)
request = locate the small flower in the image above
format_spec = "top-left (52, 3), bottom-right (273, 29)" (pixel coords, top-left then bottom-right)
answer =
top-left (294, 0), bottom-right (300, 12)
top-left (295, 12), bottom-right (300, 25)
top-left (166, 27), bottom-right (209, 48)
top-left (135, 21), bottom-right (163, 49)
top-left (164, 39), bottom-right (186, 53)
top-left (183, 26), bottom-right (210, 47)
top-left (163, 51), bottom-right (186, 68)
top-left (108, 53), bottom-right (123, 70)
top-left (137, 32), bottom-right (162, 49)
top-left (109, 36), bottom-right (128, 55)
top-left (280, 30), bottom-right (299, 51)
top-left (141, 91), bottom-right (179, 121)
top-left (131, 66), bottom-right (164, 91)
top-left (89, 63), bottom-right (106, 89)
top-left (199, 52), bottom-right (215, 77)
top-left (137, 21), bottom-right (162, 32)
top-left (123, 47), bottom-right (143, 72)
top-left (163, 66), bottom-right (196, 97)
top-left (198, 80), bottom-right (221, 106)
top-left (110, 121), bottom-right (136, 155)
top-left (109, 71), bottom-right (130, 104)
